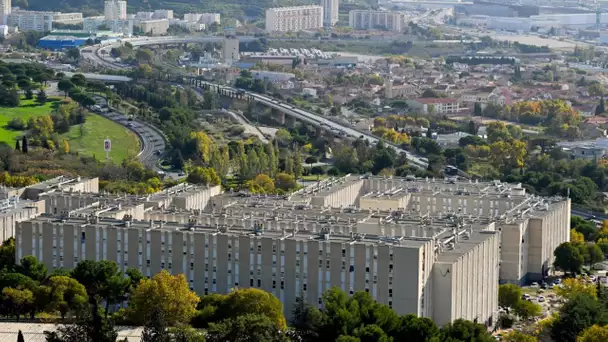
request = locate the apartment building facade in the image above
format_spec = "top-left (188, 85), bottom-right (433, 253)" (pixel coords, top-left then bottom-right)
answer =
top-left (321, 0), bottom-right (339, 26)
top-left (16, 216), bottom-right (499, 326)
top-left (52, 12), bottom-right (83, 25)
top-left (104, 0), bottom-right (127, 21)
top-left (8, 10), bottom-right (53, 32)
top-left (348, 10), bottom-right (405, 32)
top-left (265, 6), bottom-right (323, 33)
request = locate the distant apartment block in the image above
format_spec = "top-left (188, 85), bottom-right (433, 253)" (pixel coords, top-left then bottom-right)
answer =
top-left (104, 0), bottom-right (127, 21)
top-left (407, 98), bottom-right (461, 114)
top-left (84, 17), bottom-right (133, 36)
top-left (135, 12), bottom-right (154, 20)
top-left (200, 13), bottom-right (220, 25)
top-left (137, 19), bottom-right (169, 35)
top-left (7, 10), bottom-right (53, 32)
top-left (0, 0), bottom-right (10, 25)
top-left (349, 10), bottom-right (404, 32)
top-left (52, 12), bottom-right (83, 25)
top-left (265, 6), bottom-right (323, 33)
top-left (321, 0), bottom-right (338, 26)
top-left (153, 9), bottom-right (173, 19)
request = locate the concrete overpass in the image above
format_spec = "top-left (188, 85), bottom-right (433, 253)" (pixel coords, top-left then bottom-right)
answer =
top-left (182, 77), bottom-right (429, 169)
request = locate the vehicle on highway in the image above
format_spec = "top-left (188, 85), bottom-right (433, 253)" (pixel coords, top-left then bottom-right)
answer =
top-left (127, 122), bottom-right (134, 127)
top-left (91, 105), bottom-right (102, 112)
top-left (127, 115), bottom-right (134, 121)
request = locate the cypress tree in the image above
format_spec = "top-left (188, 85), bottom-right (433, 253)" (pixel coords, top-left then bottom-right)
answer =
top-left (21, 136), bottom-right (28, 154)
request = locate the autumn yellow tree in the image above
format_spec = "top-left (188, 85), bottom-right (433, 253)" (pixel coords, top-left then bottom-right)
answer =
top-left (189, 131), bottom-right (214, 164)
top-left (571, 229), bottom-right (585, 244)
top-left (248, 174), bottom-right (275, 194)
top-left (577, 325), bottom-right (608, 342)
top-left (126, 270), bottom-right (200, 326)
top-left (554, 277), bottom-right (597, 300)
top-left (503, 330), bottom-right (538, 342)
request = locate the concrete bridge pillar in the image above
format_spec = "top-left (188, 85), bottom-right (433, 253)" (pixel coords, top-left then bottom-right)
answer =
top-left (287, 116), bottom-right (296, 128)
top-left (273, 109), bottom-right (285, 125)
top-left (316, 126), bottom-right (322, 137)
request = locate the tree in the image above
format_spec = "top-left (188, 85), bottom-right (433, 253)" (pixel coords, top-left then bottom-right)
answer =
top-left (15, 139), bottom-right (20, 152)
top-left (474, 102), bottom-right (482, 116)
top-left (202, 89), bottom-right (219, 110)
top-left (65, 47), bottom-right (80, 60)
top-left (589, 83), bottom-right (605, 97)
top-left (597, 97), bottom-right (605, 115)
top-left (141, 306), bottom-right (170, 342)
top-left (126, 270), bottom-right (200, 326)
top-left (21, 135), bottom-right (28, 154)
top-left (71, 260), bottom-right (127, 311)
top-left (293, 148), bottom-right (303, 179)
top-left (43, 276), bottom-right (88, 319)
top-left (499, 284), bottom-right (522, 311)
top-left (275, 173), bottom-right (297, 192)
top-left (207, 313), bottom-right (288, 342)
top-left (551, 293), bottom-right (602, 342)
top-left (440, 319), bottom-right (494, 342)
top-left (187, 167), bottom-right (220, 186)
top-left (249, 174), bottom-right (275, 194)
top-left (291, 297), bottom-right (322, 341)
top-left (70, 74), bottom-right (86, 88)
top-left (57, 79), bottom-right (74, 98)
top-left (18, 255), bottom-right (47, 282)
top-left (585, 243), bottom-right (604, 267)
top-left (502, 330), bottom-right (537, 342)
top-left (44, 301), bottom-right (124, 342)
top-left (468, 120), bottom-right (477, 135)
top-left (571, 229), bottom-right (585, 244)
top-left (37, 89), bottom-right (48, 104)
top-left (554, 242), bottom-right (585, 275)
top-left (17, 330), bottom-right (25, 342)
top-left (554, 277), bottom-right (597, 300)
top-left (1, 287), bottom-right (33, 321)
top-left (135, 49), bottom-right (154, 64)
top-left (24, 88), bottom-right (33, 100)
top-left (578, 325), bottom-right (608, 342)
top-left (513, 300), bottom-right (541, 320)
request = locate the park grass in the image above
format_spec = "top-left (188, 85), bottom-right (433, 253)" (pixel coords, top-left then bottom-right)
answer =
top-left (0, 97), bottom-right (62, 143)
top-left (61, 114), bottom-right (140, 162)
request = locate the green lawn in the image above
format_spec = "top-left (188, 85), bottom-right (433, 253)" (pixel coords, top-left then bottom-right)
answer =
top-left (0, 98), bottom-right (62, 143)
top-left (62, 114), bottom-right (140, 162)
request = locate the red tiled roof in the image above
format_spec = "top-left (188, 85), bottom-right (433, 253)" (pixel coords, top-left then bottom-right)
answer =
top-left (416, 97), bottom-right (459, 104)
top-left (584, 116), bottom-right (608, 125)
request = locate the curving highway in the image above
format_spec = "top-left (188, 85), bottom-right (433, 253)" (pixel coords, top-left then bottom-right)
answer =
top-left (92, 96), bottom-right (166, 170)
top-left (82, 40), bottom-right (430, 169)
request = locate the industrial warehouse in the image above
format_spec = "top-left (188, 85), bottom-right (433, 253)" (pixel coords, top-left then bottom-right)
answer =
top-left (5, 175), bottom-right (570, 327)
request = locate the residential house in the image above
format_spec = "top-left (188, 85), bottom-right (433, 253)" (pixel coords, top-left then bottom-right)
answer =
top-left (406, 97), bottom-right (461, 114)
top-left (435, 131), bottom-right (472, 148)
top-left (385, 80), bottom-right (417, 99)
top-left (460, 86), bottom-right (511, 109)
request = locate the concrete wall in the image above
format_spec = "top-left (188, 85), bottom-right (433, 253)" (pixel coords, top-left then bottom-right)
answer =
top-left (432, 231), bottom-right (499, 326)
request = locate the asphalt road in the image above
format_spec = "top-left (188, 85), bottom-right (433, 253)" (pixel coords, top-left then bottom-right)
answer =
top-left (91, 96), bottom-right (185, 180)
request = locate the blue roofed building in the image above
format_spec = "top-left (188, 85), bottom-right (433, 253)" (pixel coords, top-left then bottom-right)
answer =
top-left (38, 35), bottom-right (88, 50)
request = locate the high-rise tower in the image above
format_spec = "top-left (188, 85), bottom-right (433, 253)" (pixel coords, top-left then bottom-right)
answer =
top-left (321, 0), bottom-right (338, 27)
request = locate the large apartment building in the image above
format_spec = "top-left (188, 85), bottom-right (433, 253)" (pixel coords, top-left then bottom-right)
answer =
top-left (0, 0), bottom-right (10, 25)
top-left (348, 10), bottom-right (405, 32)
top-left (7, 10), bottom-right (53, 32)
top-left (14, 175), bottom-right (570, 326)
top-left (104, 0), bottom-right (127, 21)
top-left (265, 6), bottom-right (323, 33)
top-left (321, 0), bottom-right (339, 26)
